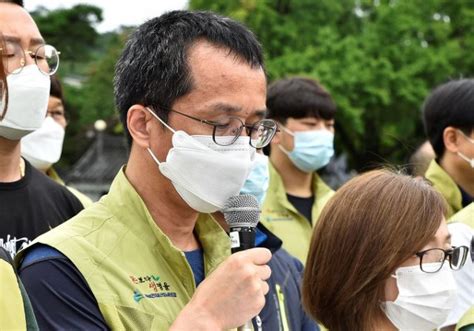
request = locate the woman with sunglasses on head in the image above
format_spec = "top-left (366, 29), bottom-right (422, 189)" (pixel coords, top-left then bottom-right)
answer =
top-left (302, 169), bottom-right (469, 331)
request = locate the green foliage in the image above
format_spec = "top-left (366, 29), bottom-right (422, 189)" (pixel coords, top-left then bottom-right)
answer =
top-left (30, 3), bottom-right (130, 167)
top-left (79, 32), bottom-right (126, 126)
top-left (190, 0), bottom-right (474, 170)
top-left (57, 30), bottom-right (130, 168)
top-left (31, 5), bottom-right (103, 64)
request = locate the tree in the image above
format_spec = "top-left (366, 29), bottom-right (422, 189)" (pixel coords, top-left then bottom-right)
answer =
top-left (190, 0), bottom-right (474, 170)
top-left (56, 30), bottom-right (131, 168)
top-left (31, 5), bottom-right (103, 65)
top-left (79, 31), bottom-right (127, 126)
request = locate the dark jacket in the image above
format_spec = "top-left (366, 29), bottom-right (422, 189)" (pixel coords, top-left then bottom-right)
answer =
top-left (253, 223), bottom-right (319, 331)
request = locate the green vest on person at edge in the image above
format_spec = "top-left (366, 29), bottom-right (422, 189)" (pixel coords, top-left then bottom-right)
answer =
top-left (261, 162), bottom-right (335, 264)
top-left (19, 167), bottom-right (232, 330)
top-left (425, 159), bottom-right (469, 218)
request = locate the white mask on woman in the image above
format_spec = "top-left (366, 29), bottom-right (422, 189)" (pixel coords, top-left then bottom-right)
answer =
top-left (146, 108), bottom-right (256, 213)
top-left (381, 263), bottom-right (457, 330)
top-left (0, 65), bottom-right (50, 140)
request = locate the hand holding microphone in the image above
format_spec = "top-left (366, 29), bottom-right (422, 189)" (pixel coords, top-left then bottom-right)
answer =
top-left (223, 195), bottom-right (264, 330)
top-left (171, 195), bottom-right (271, 331)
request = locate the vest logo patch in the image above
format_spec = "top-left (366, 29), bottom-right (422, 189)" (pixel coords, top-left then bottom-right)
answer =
top-left (133, 290), bottom-right (144, 303)
top-left (130, 274), bottom-right (177, 302)
top-left (264, 212), bottom-right (294, 222)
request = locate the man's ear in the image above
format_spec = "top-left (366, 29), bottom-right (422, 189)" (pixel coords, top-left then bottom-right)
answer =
top-left (443, 126), bottom-right (461, 153)
top-left (127, 105), bottom-right (154, 149)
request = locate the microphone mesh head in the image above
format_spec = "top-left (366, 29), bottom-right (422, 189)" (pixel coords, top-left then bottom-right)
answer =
top-left (222, 195), bottom-right (260, 228)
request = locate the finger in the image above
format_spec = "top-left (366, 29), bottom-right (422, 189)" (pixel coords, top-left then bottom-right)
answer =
top-left (261, 280), bottom-right (269, 295)
top-left (256, 264), bottom-right (272, 281)
top-left (240, 247), bottom-right (272, 265)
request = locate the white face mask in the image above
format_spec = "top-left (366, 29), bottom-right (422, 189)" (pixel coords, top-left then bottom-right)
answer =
top-left (0, 65), bottom-right (50, 140)
top-left (457, 130), bottom-right (474, 168)
top-left (381, 263), bottom-right (457, 330)
top-left (21, 116), bottom-right (65, 171)
top-left (146, 108), bottom-right (256, 213)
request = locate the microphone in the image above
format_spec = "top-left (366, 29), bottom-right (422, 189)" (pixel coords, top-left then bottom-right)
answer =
top-left (223, 194), bottom-right (261, 253)
top-left (222, 195), bottom-right (261, 331)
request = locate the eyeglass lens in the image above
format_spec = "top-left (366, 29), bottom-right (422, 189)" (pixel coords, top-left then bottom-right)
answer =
top-left (2, 41), bottom-right (59, 75)
top-left (251, 119), bottom-right (277, 148)
top-left (450, 246), bottom-right (468, 270)
top-left (420, 246), bottom-right (468, 273)
top-left (213, 117), bottom-right (277, 148)
top-left (420, 249), bottom-right (446, 273)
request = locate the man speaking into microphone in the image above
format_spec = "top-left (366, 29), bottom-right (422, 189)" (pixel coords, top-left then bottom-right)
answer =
top-left (17, 10), bottom-right (276, 330)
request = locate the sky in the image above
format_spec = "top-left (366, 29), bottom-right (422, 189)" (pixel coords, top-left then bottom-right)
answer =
top-left (25, 0), bottom-right (189, 33)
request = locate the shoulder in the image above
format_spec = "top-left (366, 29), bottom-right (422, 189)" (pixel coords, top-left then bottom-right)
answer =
top-left (314, 174), bottom-right (335, 196)
top-left (450, 203), bottom-right (474, 229)
top-left (66, 186), bottom-right (94, 208)
top-left (425, 159), bottom-right (458, 190)
top-left (28, 164), bottom-right (84, 209)
top-left (271, 248), bottom-right (304, 274)
top-left (17, 244), bottom-right (109, 330)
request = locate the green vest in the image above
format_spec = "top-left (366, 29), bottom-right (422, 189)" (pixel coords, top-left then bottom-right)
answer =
top-left (457, 306), bottom-right (474, 331)
top-left (22, 168), bottom-right (231, 330)
top-left (425, 160), bottom-right (463, 218)
top-left (46, 167), bottom-right (94, 207)
top-left (261, 162), bottom-right (334, 263)
top-left (0, 248), bottom-right (38, 331)
top-left (0, 257), bottom-right (27, 330)
top-left (449, 203), bottom-right (474, 229)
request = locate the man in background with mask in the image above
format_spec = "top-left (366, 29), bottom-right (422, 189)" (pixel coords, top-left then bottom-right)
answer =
top-left (0, 0), bottom-right (84, 258)
top-left (261, 77), bottom-right (336, 264)
top-left (422, 79), bottom-right (474, 329)
top-left (21, 75), bottom-right (93, 207)
top-left (17, 10), bottom-right (274, 330)
top-left (423, 79), bottom-right (474, 218)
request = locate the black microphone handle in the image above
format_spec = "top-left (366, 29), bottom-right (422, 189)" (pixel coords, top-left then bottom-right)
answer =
top-left (229, 226), bottom-right (256, 254)
top-left (229, 226), bottom-right (258, 331)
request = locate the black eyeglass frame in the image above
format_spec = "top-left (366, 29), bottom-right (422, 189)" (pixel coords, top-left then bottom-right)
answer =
top-left (156, 107), bottom-right (279, 148)
top-left (415, 245), bottom-right (469, 273)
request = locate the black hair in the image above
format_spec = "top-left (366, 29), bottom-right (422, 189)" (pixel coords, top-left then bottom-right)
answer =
top-left (50, 75), bottom-right (64, 104)
top-left (266, 77), bottom-right (337, 124)
top-left (114, 10), bottom-right (264, 145)
top-left (422, 79), bottom-right (474, 158)
top-left (0, 0), bottom-right (23, 6)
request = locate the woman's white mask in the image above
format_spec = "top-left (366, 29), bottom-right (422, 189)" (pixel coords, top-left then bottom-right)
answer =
top-left (381, 263), bottom-right (457, 330)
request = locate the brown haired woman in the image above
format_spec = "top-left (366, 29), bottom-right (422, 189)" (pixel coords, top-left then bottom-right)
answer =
top-left (302, 169), bottom-right (469, 331)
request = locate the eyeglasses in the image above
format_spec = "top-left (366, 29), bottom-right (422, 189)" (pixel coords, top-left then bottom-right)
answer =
top-left (1, 41), bottom-right (60, 76)
top-left (415, 246), bottom-right (469, 273)
top-left (167, 108), bottom-right (279, 148)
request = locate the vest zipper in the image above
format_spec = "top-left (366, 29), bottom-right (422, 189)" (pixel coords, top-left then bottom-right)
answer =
top-left (276, 284), bottom-right (290, 331)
